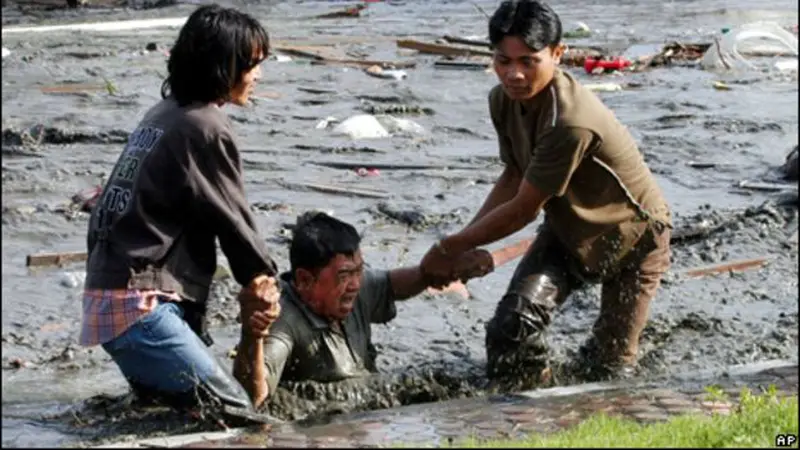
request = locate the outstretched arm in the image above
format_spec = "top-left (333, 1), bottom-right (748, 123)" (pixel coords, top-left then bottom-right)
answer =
top-left (388, 249), bottom-right (492, 300)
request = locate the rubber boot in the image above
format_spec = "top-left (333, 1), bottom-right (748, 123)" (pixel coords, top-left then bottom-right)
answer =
top-left (485, 272), bottom-right (568, 381)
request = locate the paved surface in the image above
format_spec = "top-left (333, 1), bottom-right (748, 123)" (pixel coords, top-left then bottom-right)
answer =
top-left (96, 360), bottom-right (798, 448)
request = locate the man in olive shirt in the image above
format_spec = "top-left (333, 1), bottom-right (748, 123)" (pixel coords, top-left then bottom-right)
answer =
top-left (421, 0), bottom-right (672, 382)
top-left (235, 212), bottom-right (493, 408)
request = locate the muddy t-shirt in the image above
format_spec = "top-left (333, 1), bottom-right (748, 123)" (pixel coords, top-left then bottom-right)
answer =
top-left (262, 270), bottom-right (397, 395)
top-left (489, 69), bottom-right (671, 274)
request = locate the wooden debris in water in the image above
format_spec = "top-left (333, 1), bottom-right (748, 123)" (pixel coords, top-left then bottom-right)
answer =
top-left (314, 4), bottom-right (367, 20)
top-left (310, 161), bottom-right (480, 171)
top-left (434, 60), bottom-right (490, 70)
top-left (441, 35), bottom-right (491, 48)
top-left (273, 44), bottom-right (336, 61)
top-left (293, 182), bottom-right (389, 199)
top-left (40, 84), bottom-right (108, 95)
top-left (737, 180), bottom-right (798, 193)
top-left (292, 144), bottom-right (386, 154)
top-left (396, 39), bottom-right (493, 58)
top-left (297, 87), bottom-right (338, 95)
top-left (687, 161), bottom-right (718, 169)
top-left (681, 257), bottom-right (770, 278)
top-left (314, 58), bottom-right (416, 69)
top-left (275, 43), bottom-right (417, 69)
top-left (27, 251), bottom-right (87, 268)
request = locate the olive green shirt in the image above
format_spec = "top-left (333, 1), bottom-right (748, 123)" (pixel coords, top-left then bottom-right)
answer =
top-left (489, 69), bottom-right (671, 274)
top-left (262, 270), bottom-right (396, 395)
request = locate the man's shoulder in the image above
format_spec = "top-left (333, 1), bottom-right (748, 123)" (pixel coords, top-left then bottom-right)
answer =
top-left (488, 83), bottom-right (510, 115)
top-left (267, 288), bottom-right (311, 339)
top-left (549, 70), bottom-right (623, 138)
top-left (358, 268), bottom-right (391, 297)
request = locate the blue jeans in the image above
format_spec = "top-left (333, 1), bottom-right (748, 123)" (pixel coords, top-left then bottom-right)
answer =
top-left (102, 301), bottom-right (252, 411)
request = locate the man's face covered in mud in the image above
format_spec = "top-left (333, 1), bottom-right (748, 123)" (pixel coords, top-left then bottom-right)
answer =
top-left (295, 251), bottom-right (364, 321)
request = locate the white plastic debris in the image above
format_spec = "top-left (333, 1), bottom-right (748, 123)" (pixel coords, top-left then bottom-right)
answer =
top-left (585, 83), bottom-right (623, 92)
top-left (575, 21), bottom-right (591, 32)
top-left (364, 65), bottom-right (407, 80)
top-left (315, 116), bottom-right (339, 130)
top-left (2, 47), bottom-right (10, 59)
top-left (377, 115), bottom-right (426, 135)
top-left (269, 54), bottom-right (292, 62)
top-left (331, 114), bottom-right (390, 139)
top-left (60, 271), bottom-right (86, 289)
top-left (775, 59), bottom-right (798, 72)
top-left (700, 22), bottom-right (798, 71)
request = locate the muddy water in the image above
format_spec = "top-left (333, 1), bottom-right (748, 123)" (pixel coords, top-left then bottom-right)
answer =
top-left (2, 0), bottom-right (798, 447)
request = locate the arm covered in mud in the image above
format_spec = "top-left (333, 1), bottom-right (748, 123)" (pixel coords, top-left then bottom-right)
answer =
top-left (234, 316), bottom-right (294, 409)
top-left (387, 250), bottom-right (494, 300)
top-left (180, 128), bottom-right (279, 285)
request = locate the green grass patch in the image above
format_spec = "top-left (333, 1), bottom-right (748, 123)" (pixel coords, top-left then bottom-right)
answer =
top-left (413, 386), bottom-right (798, 448)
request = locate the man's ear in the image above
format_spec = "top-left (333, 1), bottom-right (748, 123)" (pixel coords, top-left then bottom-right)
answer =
top-left (294, 268), bottom-right (315, 291)
top-left (552, 43), bottom-right (567, 64)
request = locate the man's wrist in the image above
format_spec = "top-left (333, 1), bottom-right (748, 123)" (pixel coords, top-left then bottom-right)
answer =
top-left (440, 235), bottom-right (468, 256)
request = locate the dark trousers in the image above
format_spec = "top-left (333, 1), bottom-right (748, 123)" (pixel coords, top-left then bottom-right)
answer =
top-left (485, 224), bottom-right (672, 378)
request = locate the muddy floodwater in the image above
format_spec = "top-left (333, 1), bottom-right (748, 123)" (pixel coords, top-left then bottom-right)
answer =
top-left (1, 0), bottom-right (798, 447)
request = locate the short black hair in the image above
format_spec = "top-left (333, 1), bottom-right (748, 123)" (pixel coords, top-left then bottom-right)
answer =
top-left (290, 212), bottom-right (362, 275)
top-left (160, 4), bottom-right (270, 106)
top-left (488, 0), bottom-right (562, 52)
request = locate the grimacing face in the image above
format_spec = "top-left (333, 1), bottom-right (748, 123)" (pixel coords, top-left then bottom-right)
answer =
top-left (295, 251), bottom-right (364, 321)
top-left (492, 36), bottom-right (564, 100)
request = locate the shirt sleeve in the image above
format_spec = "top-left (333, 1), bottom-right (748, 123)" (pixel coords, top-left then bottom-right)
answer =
top-left (179, 129), bottom-right (279, 285)
top-left (525, 126), bottom-right (599, 197)
top-left (360, 269), bottom-right (397, 324)
top-left (262, 325), bottom-right (294, 396)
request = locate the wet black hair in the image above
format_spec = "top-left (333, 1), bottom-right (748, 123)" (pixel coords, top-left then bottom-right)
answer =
top-left (290, 211), bottom-right (362, 276)
top-left (488, 0), bottom-right (562, 52)
top-left (160, 4), bottom-right (270, 106)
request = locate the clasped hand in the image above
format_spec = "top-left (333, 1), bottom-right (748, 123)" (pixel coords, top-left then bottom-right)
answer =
top-left (238, 274), bottom-right (281, 337)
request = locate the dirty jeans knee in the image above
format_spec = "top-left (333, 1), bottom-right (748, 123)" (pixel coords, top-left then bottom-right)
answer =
top-left (485, 273), bottom-right (568, 379)
top-left (102, 302), bottom-right (252, 411)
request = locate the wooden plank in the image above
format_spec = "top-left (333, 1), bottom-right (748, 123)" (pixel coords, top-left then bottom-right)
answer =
top-left (273, 45), bottom-right (341, 61)
top-left (682, 257), bottom-right (770, 278)
top-left (314, 4), bottom-right (367, 19)
top-left (312, 58), bottom-right (417, 69)
top-left (442, 35), bottom-right (491, 48)
top-left (26, 251), bottom-right (87, 267)
top-left (434, 60), bottom-right (490, 70)
top-left (396, 39), bottom-right (493, 57)
top-left (294, 182), bottom-right (389, 199)
top-left (310, 161), bottom-right (479, 171)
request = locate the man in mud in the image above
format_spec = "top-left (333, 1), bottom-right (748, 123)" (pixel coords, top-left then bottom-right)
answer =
top-left (420, 0), bottom-right (673, 383)
top-left (235, 211), bottom-right (493, 409)
top-left (79, 5), bottom-right (281, 424)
